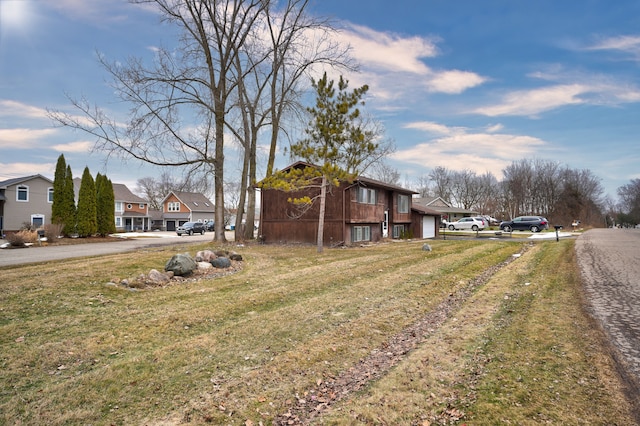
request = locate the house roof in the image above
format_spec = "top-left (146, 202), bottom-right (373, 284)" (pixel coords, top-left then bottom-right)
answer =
top-left (112, 183), bottom-right (147, 204)
top-left (0, 174), bottom-right (53, 188)
top-left (164, 191), bottom-right (215, 213)
top-left (411, 204), bottom-right (442, 216)
top-left (268, 161), bottom-right (418, 195)
top-left (413, 196), bottom-right (452, 208)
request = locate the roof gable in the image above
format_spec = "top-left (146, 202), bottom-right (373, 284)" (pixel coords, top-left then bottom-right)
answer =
top-left (112, 183), bottom-right (147, 204)
top-left (0, 174), bottom-right (53, 188)
top-left (265, 161), bottom-right (417, 195)
top-left (165, 191), bottom-right (214, 212)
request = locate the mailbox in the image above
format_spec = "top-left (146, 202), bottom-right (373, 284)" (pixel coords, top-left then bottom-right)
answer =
top-left (554, 225), bottom-right (563, 241)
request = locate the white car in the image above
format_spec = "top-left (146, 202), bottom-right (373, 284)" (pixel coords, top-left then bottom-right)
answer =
top-left (447, 217), bottom-right (486, 231)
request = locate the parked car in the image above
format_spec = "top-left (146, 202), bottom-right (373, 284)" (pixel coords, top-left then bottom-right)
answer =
top-left (499, 216), bottom-right (549, 233)
top-left (176, 221), bottom-right (206, 236)
top-left (205, 220), bottom-right (215, 231)
top-left (447, 217), bottom-right (486, 231)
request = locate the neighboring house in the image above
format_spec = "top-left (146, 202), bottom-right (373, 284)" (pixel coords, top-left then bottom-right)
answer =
top-left (148, 209), bottom-right (164, 231)
top-left (72, 179), bottom-right (151, 232)
top-left (0, 175), bottom-right (54, 235)
top-left (258, 162), bottom-right (438, 246)
top-left (112, 183), bottom-right (151, 232)
top-left (161, 191), bottom-right (215, 231)
top-left (412, 196), bottom-right (479, 223)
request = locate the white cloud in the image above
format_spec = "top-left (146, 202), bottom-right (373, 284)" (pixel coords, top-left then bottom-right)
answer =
top-left (340, 23), bottom-right (438, 74)
top-left (473, 84), bottom-right (588, 117)
top-left (51, 141), bottom-right (93, 153)
top-left (0, 128), bottom-right (57, 146)
top-left (0, 100), bottom-right (49, 119)
top-left (425, 70), bottom-right (487, 94)
top-left (587, 35), bottom-right (640, 55)
top-left (392, 122), bottom-right (548, 179)
top-left (331, 23), bottom-right (486, 101)
top-left (0, 162), bottom-right (55, 178)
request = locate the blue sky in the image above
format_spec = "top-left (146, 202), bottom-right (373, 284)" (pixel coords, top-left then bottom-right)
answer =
top-left (1, 0), bottom-right (639, 201)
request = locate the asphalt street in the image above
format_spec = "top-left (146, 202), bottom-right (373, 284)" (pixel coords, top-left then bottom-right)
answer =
top-left (0, 231), bottom-right (225, 268)
top-left (575, 228), bottom-right (640, 408)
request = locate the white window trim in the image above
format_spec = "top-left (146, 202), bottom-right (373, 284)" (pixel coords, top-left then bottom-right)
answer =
top-left (31, 214), bottom-right (45, 228)
top-left (48, 187), bottom-right (54, 203)
top-left (115, 202), bottom-right (124, 213)
top-left (16, 184), bottom-right (29, 202)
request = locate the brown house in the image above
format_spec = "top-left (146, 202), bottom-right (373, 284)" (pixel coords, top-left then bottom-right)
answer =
top-left (259, 162), bottom-right (432, 246)
top-left (161, 191), bottom-right (215, 231)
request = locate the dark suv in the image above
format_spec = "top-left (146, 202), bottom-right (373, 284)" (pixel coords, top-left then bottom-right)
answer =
top-left (176, 221), bottom-right (206, 236)
top-left (500, 216), bottom-right (549, 233)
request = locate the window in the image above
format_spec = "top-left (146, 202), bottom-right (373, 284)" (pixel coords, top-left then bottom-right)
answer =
top-left (397, 194), bottom-right (409, 213)
top-left (115, 217), bottom-right (122, 228)
top-left (393, 224), bottom-right (405, 238)
top-left (352, 225), bottom-right (371, 242)
top-left (16, 185), bottom-right (28, 202)
top-left (126, 203), bottom-right (133, 210)
top-left (168, 202), bottom-right (180, 212)
top-left (31, 214), bottom-right (45, 228)
top-left (139, 203), bottom-right (145, 209)
top-left (193, 202), bottom-right (199, 207)
top-left (48, 187), bottom-right (54, 203)
top-left (357, 187), bottom-right (376, 204)
top-left (115, 202), bottom-right (124, 213)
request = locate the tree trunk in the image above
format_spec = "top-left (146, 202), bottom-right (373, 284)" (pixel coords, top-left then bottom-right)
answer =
top-left (316, 175), bottom-right (327, 253)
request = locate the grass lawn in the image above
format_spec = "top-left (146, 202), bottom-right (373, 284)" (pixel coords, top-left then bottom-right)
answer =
top-left (0, 238), bottom-right (635, 425)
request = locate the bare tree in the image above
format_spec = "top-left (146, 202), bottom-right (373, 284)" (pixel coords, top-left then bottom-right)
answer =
top-left (429, 166), bottom-right (453, 204)
top-left (226, 0), bottom-right (352, 240)
top-left (367, 162), bottom-right (401, 186)
top-left (617, 179), bottom-right (640, 225)
top-left (49, 0), bottom-right (268, 242)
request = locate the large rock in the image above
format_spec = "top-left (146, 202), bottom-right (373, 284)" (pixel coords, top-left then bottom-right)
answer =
top-left (195, 250), bottom-right (216, 263)
top-left (148, 269), bottom-right (171, 285)
top-left (211, 257), bottom-right (232, 269)
top-left (165, 253), bottom-right (197, 276)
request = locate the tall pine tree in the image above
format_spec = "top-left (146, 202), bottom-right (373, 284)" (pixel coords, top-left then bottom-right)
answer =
top-left (96, 173), bottom-right (116, 236)
top-left (63, 165), bottom-right (77, 236)
top-left (51, 154), bottom-right (67, 225)
top-left (76, 167), bottom-right (97, 237)
top-left (260, 73), bottom-right (381, 253)
top-left (51, 155), bottom-right (77, 236)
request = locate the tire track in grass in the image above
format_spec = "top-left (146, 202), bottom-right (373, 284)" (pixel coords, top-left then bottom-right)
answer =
top-left (275, 243), bottom-right (532, 425)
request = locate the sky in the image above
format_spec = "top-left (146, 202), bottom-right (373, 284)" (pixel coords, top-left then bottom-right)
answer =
top-left (1, 0), bottom-right (639, 202)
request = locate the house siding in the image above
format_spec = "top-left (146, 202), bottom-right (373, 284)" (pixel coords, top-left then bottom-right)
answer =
top-left (1, 176), bottom-right (53, 232)
top-left (259, 167), bottom-right (419, 246)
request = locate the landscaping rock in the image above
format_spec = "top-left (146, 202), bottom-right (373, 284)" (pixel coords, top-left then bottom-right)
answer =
top-left (195, 250), bottom-right (216, 263)
top-left (211, 257), bottom-right (232, 268)
top-left (422, 244), bottom-right (432, 252)
top-left (229, 252), bottom-right (243, 261)
top-left (197, 261), bottom-right (213, 270)
top-left (148, 269), bottom-right (171, 285)
top-left (165, 253), bottom-right (197, 276)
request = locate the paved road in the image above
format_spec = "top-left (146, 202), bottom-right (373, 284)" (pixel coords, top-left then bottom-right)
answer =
top-left (576, 228), bottom-right (640, 397)
top-left (0, 231), bottom-right (232, 268)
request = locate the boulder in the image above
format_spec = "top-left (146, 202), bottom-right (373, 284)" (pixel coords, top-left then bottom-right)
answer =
top-left (211, 257), bottom-right (232, 269)
top-left (148, 269), bottom-right (171, 285)
top-left (229, 252), bottom-right (243, 261)
top-left (195, 250), bottom-right (216, 263)
top-left (165, 253), bottom-right (197, 276)
top-left (422, 243), bottom-right (432, 252)
top-left (197, 261), bottom-right (213, 270)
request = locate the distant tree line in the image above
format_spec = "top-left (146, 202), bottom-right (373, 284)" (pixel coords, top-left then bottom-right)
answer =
top-left (613, 179), bottom-right (640, 227)
top-left (371, 158), bottom-right (606, 228)
top-left (52, 154), bottom-right (116, 237)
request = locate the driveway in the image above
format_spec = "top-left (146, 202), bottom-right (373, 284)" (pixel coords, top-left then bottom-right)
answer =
top-left (575, 228), bottom-right (640, 401)
top-left (0, 231), bottom-right (234, 268)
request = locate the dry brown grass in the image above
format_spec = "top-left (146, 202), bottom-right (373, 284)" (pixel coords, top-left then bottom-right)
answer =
top-left (0, 239), bottom-right (634, 425)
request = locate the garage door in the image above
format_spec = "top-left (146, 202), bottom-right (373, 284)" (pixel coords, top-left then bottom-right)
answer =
top-left (166, 220), bottom-right (176, 231)
top-left (422, 216), bottom-right (435, 238)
